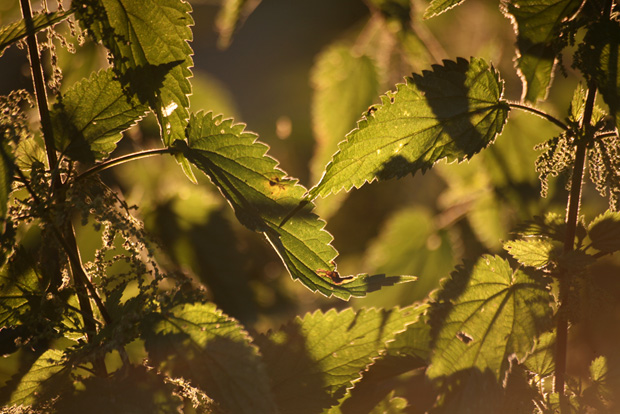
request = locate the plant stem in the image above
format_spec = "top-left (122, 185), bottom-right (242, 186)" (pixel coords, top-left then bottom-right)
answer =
top-left (75, 147), bottom-right (180, 182)
top-left (555, 83), bottom-right (597, 411)
top-left (19, 0), bottom-right (58, 173)
top-left (508, 102), bottom-right (569, 130)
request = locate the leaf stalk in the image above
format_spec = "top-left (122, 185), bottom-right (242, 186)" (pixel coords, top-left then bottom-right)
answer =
top-left (508, 102), bottom-right (569, 130)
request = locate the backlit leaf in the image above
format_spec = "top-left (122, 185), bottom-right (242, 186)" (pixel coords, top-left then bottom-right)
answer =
top-left (0, 9), bottom-right (74, 56)
top-left (183, 111), bottom-right (414, 299)
top-left (76, 0), bottom-right (193, 146)
top-left (142, 302), bottom-right (277, 414)
top-left (255, 305), bottom-right (425, 414)
top-left (504, 238), bottom-right (555, 269)
top-left (215, 0), bottom-right (261, 49)
top-left (427, 255), bottom-right (553, 381)
top-left (52, 69), bottom-right (149, 162)
top-left (588, 210), bottom-right (620, 253)
top-left (423, 0), bottom-right (467, 19)
top-left (0, 141), bottom-right (13, 222)
top-left (524, 330), bottom-right (555, 377)
top-left (9, 349), bottom-right (71, 406)
top-left (502, 0), bottom-right (581, 102)
top-left (309, 57), bottom-right (509, 199)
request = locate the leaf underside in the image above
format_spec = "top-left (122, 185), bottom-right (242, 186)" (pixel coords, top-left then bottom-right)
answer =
top-left (76, 0), bottom-right (193, 146)
top-left (184, 112), bottom-right (414, 299)
top-left (255, 305), bottom-right (425, 414)
top-left (428, 255), bottom-right (553, 381)
top-left (309, 57), bottom-right (509, 199)
top-left (423, 0), bottom-right (467, 19)
top-left (52, 68), bottom-right (149, 162)
top-left (142, 302), bottom-right (277, 414)
top-left (588, 210), bottom-right (620, 253)
top-left (502, 0), bottom-right (581, 103)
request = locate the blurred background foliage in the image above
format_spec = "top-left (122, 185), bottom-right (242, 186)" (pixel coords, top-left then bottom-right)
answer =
top-left (1, 0), bottom-right (619, 398)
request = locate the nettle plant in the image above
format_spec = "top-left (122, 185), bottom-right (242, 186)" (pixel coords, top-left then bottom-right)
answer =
top-left (0, 0), bottom-right (619, 412)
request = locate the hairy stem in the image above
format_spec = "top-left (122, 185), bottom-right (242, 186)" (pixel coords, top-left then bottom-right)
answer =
top-left (508, 102), bottom-right (569, 130)
top-left (555, 83), bottom-right (597, 411)
top-left (19, 0), bottom-right (58, 173)
top-left (75, 147), bottom-right (180, 182)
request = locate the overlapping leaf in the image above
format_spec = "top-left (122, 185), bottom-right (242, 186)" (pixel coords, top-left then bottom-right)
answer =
top-left (588, 210), bottom-right (620, 253)
top-left (427, 255), bottom-right (553, 381)
top-left (9, 349), bottom-right (71, 406)
top-left (51, 69), bottom-right (149, 162)
top-left (76, 0), bottom-right (193, 146)
top-left (308, 57), bottom-right (509, 199)
top-left (0, 9), bottom-right (73, 56)
top-left (141, 302), bottom-right (277, 414)
top-left (254, 305), bottom-right (425, 414)
top-left (502, 0), bottom-right (581, 102)
top-left (183, 111), bottom-right (414, 299)
top-left (504, 238), bottom-right (555, 269)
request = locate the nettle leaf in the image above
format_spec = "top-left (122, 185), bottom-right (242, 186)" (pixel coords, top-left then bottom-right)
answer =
top-left (76, 0), bottom-right (193, 146)
top-left (577, 20), bottom-right (620, 130)
top-left (215, 0), bottom-right (261, 49)
top-left (588, 210), bottom-right (620, 253)
top-left (310, 44), bottom-right (380, 185)
top-left (308, 57), bottom-right (509, 199)
top-left (0, 9), bottom-right (74, 56)
top-left (502, 0), bottom-right (581, 103)
top-left (504, 238), bottom-right (555, 269)
top-left (51, 69), bottom-right (149, 162)
top-left (141, 302), bottom-right (277, 414)
top-left (524, 330), bottom-right (555, 377)
top-left (0, 141), bottom-right (14, 222)
top-left (423, 0), bottom-right (467, 19)
top-left (183, 112), bottom-right (414, 299)
top-left (254, 305), bottom-right (425, 414)
top-left (9, 349), bottom-right (71, 407)
top-left (427, 255), bottom-right (553, 381)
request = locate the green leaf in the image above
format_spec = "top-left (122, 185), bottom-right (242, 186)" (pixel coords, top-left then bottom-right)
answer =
top-left (423, 0), bottom-right (467, 19)
top-left (76, 0), bottom-right (193, 146)
top-left (215, 0), bottom-right (261, 49)
top-left (524, 331), bottom-right (555, 377)
top-left (142, 302), bottom-right (277, 414)
top-left (369, 392), bottom-right (408, 414)
top-left (255, 305), bottom-right (425, 414)
top-left (9, 349), bottom-right (71, 406)
top-left (0, 141), bottom-right (13, 222)
top-left (183, 111), bottom-right (415, 299)
top-left (504, 238), bottom-right (555, 269)
top-left (427, 255), bottom-right (553, 381)
top-left (588, 210), bottom-right (620, 253)
top-left (577, 20), bottom-right (620, 130)
top-left (310, 44), bottom-right (380, 212)
top-left (0, 9), bottom-right (74, 56)
top-left (51, 69), bottom-right (149, 162)
top-left (502, 0), bottom-right (581, 103)
top-left (308, 57), bottom-right (509, 199)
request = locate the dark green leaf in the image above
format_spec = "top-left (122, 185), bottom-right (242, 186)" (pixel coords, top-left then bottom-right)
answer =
top-left (576, 20), bottom-right (620, 130)
top-left (184, 111), bottom-right (415, 299)
top-left (427, 255), bottom-right (553, 381)
top-left (588, 210), bottom-right (620, 253)
top-left (423, 0), bottom-right (467, 19)
top-left (308, 57), bottom-right (509, 199)
top-left (0, 9), bottom-right (74, 56)
top-left (215, 0), bottom-right (261, 49)
top-left (502, 0), bottom-right (581, 102)
top-left (9, 349), bottom-right (71, 407)
top-left (51, 69), bottom-right (149, 162)
top-left (142, 302), bottom-right (277, 414)
top-left (76, 0), bottom-right (193, 146)
top-left (255, 305), bottom-right (425, 414)
top-left (0, 141), bottom-right (13, 222)
top-left (504, 238), bottom-right (555, 269)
